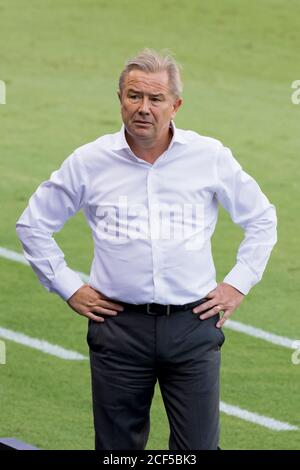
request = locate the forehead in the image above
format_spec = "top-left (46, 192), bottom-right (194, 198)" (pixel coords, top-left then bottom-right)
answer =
top-left (123, 70), bottom-right (171, 95)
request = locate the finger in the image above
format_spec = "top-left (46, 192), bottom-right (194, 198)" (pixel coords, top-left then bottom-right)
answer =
top-left (88, 288), bottom-right (123, 309)
top-left (206, 289), bottom-right (217, 299)
top-left (216, 311), bottom-right (230, 328)
top-left (192, 299), bottom-right (217, 314)
top-left (97, 300), bottom-right (124, 312)
top-left (84, 311), bottom-right (105, 322)
top-left (198, 305), bottom-right (223, 320)
top-left (91, 306), bottom-right (119, 316)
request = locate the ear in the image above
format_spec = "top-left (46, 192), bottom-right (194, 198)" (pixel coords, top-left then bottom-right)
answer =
top-left (171, 97), bottom-right (183, 119)
top-left (117, 90), bottom-right (122, 103)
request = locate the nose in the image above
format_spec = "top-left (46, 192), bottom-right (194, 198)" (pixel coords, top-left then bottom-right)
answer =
top-left (138, 97), bottom-right (150, 115)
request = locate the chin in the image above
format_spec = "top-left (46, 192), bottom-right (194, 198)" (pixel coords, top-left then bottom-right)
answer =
top-left (131, 127), bottom-right (152, 137)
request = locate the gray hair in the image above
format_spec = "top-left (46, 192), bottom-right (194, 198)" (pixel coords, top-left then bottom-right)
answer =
top-left (119, 48), bottom-right (183, 99)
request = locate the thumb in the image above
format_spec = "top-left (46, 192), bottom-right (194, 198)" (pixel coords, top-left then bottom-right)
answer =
top-left (216, 310), bottom-right (230, 328)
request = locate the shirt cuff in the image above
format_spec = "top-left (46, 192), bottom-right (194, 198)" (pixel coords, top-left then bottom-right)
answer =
top-left (223, 261), bottom-right (258, 295)
top-left (50, 266), bottom-right (85, 301)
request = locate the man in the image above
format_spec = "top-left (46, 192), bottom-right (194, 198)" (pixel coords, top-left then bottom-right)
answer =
top-left (16, 49), bottom-right (277, 450)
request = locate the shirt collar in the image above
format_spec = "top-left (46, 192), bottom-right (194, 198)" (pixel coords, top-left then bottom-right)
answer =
top-left (112, 120), bottom-right (187, 152)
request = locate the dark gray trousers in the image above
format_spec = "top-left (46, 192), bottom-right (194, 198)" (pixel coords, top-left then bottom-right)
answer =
top-left (87, 302), bottom-right (225, 450)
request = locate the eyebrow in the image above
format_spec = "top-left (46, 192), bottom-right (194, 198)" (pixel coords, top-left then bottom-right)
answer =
top-left (127, 89), bottom-right (165, 98)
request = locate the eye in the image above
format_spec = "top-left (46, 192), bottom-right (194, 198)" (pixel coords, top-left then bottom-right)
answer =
top-left (128, 94), bottom-right (139, 101)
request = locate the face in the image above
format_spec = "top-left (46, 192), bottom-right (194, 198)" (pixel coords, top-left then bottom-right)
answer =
top-left (118, 70), bottom-right (182, 145)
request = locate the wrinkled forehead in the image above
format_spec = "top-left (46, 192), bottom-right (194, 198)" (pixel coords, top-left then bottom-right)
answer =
top-left (123, 70), bottom-right (171, 95)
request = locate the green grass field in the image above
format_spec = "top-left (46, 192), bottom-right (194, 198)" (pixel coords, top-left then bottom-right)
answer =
top-left (1, 0), bottom-right (299, 450)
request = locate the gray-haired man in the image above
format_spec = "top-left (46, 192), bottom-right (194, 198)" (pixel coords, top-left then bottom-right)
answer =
top-left (16, 49), bottom-right (277, 450)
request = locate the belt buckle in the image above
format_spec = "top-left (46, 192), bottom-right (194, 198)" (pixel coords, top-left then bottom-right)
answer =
top-left (146, 304), bottom-right (171, 315)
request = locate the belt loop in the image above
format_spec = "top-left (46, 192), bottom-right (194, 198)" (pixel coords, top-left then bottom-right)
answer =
top-left (146, 304), bottom-right (151, 314)
top-left (167, 305), bottom-right (170, 316)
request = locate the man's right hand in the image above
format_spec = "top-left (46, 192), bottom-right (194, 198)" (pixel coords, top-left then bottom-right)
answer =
top-left (67, 284), bottom-right (124, 322)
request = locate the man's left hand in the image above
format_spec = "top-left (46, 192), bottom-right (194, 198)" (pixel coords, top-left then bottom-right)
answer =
top-left (192, 282), bottom-right (245, 328)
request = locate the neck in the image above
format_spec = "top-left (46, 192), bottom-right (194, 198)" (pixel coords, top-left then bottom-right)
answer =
top-left (125, 127), bottom-right (173, 164)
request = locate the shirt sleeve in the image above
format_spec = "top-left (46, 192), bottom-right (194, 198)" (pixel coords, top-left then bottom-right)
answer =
top-left (214, 145), bottom-right (277, 295)
top-left (16, 151), bottom-right (88, 300)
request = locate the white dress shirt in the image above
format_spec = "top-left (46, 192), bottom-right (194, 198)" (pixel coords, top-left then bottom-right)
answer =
top-left (16, 122), bottom-right (277, 304)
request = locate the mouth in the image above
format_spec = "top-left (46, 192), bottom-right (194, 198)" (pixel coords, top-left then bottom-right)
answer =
top-left (133, 120), bottom-right (152, 125)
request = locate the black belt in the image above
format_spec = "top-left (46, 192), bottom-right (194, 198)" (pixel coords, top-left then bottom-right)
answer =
top-left (119, 297), bottom-right (208, 316)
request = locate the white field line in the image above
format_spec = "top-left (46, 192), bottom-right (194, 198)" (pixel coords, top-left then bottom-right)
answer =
top-left (0, 326), bottom-right (88, 360)
top-left (224, 320), bottom-right (296, 349)
top-left (1, 247), bottom-right (297, 349)
top-left (0, 247), bottom-right (89, 282)
top-left (0, 325), bottom-right (297, 432)
top-left (220, 402), bottom-right (298, 431)
top-left (0, 247), bottom-right (299, 431)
